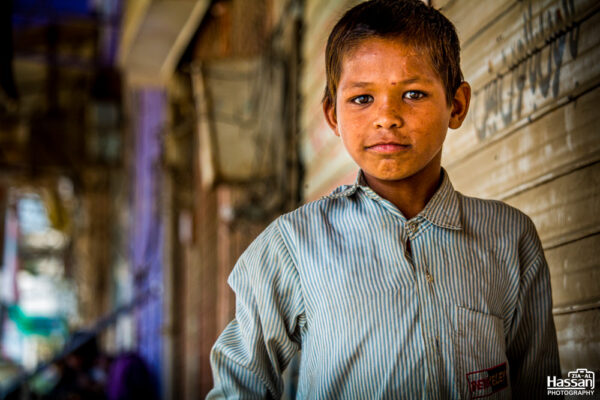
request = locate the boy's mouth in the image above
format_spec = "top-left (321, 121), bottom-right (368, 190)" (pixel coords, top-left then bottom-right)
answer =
top-left (366, 143), bottom-right (411, 153)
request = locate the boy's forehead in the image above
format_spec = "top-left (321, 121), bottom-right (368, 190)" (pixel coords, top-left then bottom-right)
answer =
top-left (344, 36), bottom-right (421, 58)
top-left (338, 38), bottom-right (438, 84)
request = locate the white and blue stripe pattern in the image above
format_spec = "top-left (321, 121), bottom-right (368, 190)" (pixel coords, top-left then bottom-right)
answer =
top-left (208, 170), bottom-right (561, 399)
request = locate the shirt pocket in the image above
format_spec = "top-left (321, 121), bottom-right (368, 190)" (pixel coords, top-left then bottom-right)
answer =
top-left (456, 306), bottom-right (511, 399)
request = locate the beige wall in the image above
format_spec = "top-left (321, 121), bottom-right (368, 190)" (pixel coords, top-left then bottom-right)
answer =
top-left (299, 0), bottom-right (600, 376)
top-left (300, 0), bottom-right (363, 201)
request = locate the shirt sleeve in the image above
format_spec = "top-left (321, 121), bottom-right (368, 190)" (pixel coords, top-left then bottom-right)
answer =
top-left (207, 222), bottom-right (306, 399)
top-left (506, 224), bottom-right (562, 398)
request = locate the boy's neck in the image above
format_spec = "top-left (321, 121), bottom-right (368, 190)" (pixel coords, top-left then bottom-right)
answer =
top-left (363, 163), bottom-right (442, 220)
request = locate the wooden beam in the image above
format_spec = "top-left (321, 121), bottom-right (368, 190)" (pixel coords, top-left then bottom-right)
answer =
top-left (121, 0), bottom-right (210, 86)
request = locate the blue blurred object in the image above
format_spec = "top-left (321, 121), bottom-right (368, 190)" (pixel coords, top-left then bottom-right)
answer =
top-left (6, 304), bottom-right (67, 337)
top-left (14, 0), bottom-right (93, 16)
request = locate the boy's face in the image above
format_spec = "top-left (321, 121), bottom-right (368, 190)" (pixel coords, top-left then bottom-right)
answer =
top-left (324, 37), bottom-right (470, 186)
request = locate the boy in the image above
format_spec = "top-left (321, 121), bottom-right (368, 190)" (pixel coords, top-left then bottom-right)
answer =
top-left (208, 0), bottom-right (561, 398)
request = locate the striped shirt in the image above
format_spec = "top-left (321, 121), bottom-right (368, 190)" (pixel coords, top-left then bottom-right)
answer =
top-left (208, 170), bottom-right (561, 399)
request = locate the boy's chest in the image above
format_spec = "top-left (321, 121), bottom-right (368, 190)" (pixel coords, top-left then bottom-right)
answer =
top-left (296, 224), bottom-right (516, 325)
top-left (294, 225), bottom-right (515, 399)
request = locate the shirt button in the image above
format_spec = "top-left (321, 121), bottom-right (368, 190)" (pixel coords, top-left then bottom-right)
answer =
top-left (426, 272), bottom-right (433, 283)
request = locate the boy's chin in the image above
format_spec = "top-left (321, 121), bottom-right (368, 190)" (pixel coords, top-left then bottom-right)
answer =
top-left (364, 170), bottom-right (415, 183)
top-left (362, 165), bottom-right (440, 184)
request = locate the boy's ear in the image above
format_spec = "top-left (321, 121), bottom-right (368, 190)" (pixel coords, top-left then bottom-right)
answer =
top-left (449, 82), bottom-right (471, 129)
top-left (323, 98), bottom-right (340, 137)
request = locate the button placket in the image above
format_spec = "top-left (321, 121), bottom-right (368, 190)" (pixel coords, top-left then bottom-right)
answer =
top-left (406, 222), bottom-right (418, 238)
top-left (408, 232), bottom-right (440, 398)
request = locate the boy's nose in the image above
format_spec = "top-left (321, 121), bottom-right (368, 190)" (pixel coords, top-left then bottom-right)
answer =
top-left (373, 101), bottom-right (403, 129)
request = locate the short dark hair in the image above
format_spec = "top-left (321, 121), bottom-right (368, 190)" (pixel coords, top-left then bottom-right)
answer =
top-left (323, 0), bottom-right (463, 109)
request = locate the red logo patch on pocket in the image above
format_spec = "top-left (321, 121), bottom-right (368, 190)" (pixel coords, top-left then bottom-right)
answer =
top-left (466, 362), bottom-right (508, 398)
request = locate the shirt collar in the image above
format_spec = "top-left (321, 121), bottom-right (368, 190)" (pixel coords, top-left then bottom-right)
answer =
top-left (350, 169), bottom-right (462, 230)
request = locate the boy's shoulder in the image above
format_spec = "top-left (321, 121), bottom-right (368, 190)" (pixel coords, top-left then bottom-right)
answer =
top-left (278, 184), bottom-right (358, 222)
top-left (251, 184), bottom-right (356, 239)
top-left (236, 185), bottom-right (357, 268)
top-left (458, 190), bottom-right (527, 216)
top-left (456, 190), bottom-right (538, 236)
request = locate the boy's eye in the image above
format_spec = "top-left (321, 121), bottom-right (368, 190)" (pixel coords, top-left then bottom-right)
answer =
top-left (350, 95), bottom-right (373, 105)
top-left (404, 90), bottom-right (426, 100)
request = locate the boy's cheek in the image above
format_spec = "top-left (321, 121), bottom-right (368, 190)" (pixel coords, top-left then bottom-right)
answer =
top-left (337, 112), bottom-right (366, 131)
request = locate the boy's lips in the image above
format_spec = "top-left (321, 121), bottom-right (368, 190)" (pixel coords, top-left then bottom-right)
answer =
top-left (365, 143), bottom-right (411, 153)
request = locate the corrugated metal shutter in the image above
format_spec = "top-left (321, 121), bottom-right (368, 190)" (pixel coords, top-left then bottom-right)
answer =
top-left (436, 0), bottom-right (600, 376)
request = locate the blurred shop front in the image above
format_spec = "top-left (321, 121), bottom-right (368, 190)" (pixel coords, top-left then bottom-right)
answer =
top-left (1, 0), bottom-right (303, 398)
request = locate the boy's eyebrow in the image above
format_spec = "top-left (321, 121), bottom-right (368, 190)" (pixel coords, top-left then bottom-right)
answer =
top-left (342, 77), bottom-right (433, 89)
top-left (345, 81), bottom-right (372, 88)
